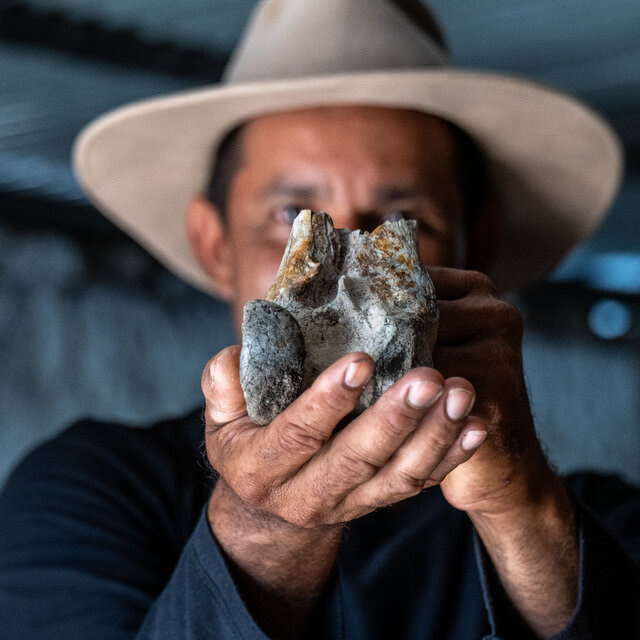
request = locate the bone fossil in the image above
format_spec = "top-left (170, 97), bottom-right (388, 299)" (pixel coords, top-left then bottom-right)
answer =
top-left (240, 210), bottom-right (439, 425)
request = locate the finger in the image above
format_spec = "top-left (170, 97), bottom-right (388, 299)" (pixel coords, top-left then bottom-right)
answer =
top-left (337, 378), bottom-right (475, 515)
top-left (428, 266), bottom-right (497, 301)
top-left (433, 340), bottom-right (521, 391)
top-left (260, 352), bottom-right (376, 481)
top-left (293, 367), bottom-right (445, 505)
top-left (207, 351), bottom-right (374, 503)
top-left (202, 345), bottom-right (247, 427)
top-left (424, 417), bottom-right (488, 487)
top-left (436, 297), bottom-right (521, 344)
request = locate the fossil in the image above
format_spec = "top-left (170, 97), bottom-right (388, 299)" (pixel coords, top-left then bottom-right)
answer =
top-left (240, 210), bottom-right (439, 425)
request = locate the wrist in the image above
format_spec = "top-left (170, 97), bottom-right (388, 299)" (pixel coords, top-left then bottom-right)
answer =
top-left (468, 469), bottom-right (575, 542)
top-left (208, 479), bottom-right (344, 640)
top-left (468, 471), bottom-right (579, 638)
top-left (208, 478), bottom-right (343, 588)
top-left (208, 477), bottom-right (343, 538)
top-left (466, 447), bottom-right (575, 527)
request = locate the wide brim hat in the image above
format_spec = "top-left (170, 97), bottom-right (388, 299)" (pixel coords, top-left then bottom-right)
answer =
top-left (73, 0), bottom-right (623, 294)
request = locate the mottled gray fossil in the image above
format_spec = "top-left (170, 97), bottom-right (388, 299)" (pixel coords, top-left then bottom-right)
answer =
top-left (240, 210), bottom-right (439, 425)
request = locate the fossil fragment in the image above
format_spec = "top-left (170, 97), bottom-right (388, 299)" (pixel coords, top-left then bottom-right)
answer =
top-left (240, 210), bottom-right (439, 425)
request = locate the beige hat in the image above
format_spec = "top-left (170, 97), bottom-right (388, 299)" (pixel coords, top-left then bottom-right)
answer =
top-left (73, 0), bottom-right (623, 293)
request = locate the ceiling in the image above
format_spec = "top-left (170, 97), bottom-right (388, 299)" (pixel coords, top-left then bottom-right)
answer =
top-left (1, 0), bottom-right (639, 287)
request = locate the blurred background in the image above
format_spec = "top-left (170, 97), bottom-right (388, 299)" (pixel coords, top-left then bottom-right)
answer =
top-left (1, 0), bottom-right (639, 487)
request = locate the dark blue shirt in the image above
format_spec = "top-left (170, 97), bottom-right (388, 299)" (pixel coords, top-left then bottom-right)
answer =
top-left (0, 411), bottom-right (638, 639)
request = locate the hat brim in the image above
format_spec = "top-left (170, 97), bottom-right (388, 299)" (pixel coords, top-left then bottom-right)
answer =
top-left (73, 69), bottom-right (622, 293)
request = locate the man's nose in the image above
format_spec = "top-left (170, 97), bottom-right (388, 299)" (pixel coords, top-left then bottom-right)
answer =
top-left (324, 208), bottom-right (379, 233)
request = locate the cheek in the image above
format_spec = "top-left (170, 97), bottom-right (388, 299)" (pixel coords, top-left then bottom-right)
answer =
top-left (232, 237), bottom-right (285, 303)
top-left (418, 236), bottom-right (454, 268)
top-left (228, 238), bottom-right (285, 337)
top-left (418, 227), bottom-right (467, 269)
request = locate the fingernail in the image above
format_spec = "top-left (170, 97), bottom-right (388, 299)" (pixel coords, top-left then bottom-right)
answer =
top-left (407, 380), bottom-right (442, 409)
top-left (446, 389), bottom-right (474, 421)
top-left (462, 430), bottom-right (487, 451)
top-left (344, 360), bottom-right (372, 388)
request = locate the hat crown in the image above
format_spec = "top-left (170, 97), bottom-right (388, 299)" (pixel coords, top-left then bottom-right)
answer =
top-left (224, 0), bottom-right (449, 84)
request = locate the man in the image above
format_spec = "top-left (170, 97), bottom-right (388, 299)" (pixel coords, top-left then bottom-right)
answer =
top-left (0, 1), bottom-right (638, 639)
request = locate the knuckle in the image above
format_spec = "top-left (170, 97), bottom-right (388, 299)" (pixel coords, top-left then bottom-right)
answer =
top-left (377, 410), bottom-right (416, 439)
top-left (424, 428), bottom-right (457, 457)
top-left (467, 270), bottom-right (497, 296)
top-left (478, 299), bottom-right (523, 346)
top-left (385, 469), bottom-right (426, 499)
top-left (495, 299), bottom-right (523, 328)
top-left (313, 374), bottom-right (357, 414)
top-left (205, 395), bottom-right (246, 428)
top-left (389, 418), bottom-right (419, 445)
top-left (276, 420), bottom-right (328, 456)
top-left (283, 503), bottom-right (322, 529)
top-left (331, 445), bottom-right (380, 485)
top-left (376, 394), bottom-right (423, 434)
top-left (234, 475), bottom-right (268, 506)
top-left (232, 459), bottom-right (270, 506)
top-left (204, 420), bottom-right (244, 470)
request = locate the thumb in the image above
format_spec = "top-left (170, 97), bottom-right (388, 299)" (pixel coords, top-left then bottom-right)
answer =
top-left (201, 345), bottom-right (247, 426)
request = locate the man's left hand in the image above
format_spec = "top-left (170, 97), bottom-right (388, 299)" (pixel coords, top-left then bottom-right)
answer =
top-left (430, 266), bottom-right (578, 638)
top-left (429, 266), bottom-right (549, 514)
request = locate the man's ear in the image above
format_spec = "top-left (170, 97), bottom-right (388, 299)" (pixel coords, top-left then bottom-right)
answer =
top-left (467, 195), bottom-right (501, 274)
top-left (186, 196), bottom-right (235, 301)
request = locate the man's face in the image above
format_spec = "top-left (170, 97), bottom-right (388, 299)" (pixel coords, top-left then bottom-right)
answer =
top-left (219, 106), bottom-right (468, 330)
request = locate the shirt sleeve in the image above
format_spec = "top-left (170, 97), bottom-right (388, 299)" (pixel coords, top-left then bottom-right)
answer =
top-left (476, 477), bottom-right (640, 640)
top-left (136, 510), bottom-right (270, 640)
top-left (0, 418), bottom-right (269, 640)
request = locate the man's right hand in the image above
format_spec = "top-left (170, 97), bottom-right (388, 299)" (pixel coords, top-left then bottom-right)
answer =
top-left (202, 345), bottom-right (486, 638)
top-left (203, 345), bottom-right (486, 530)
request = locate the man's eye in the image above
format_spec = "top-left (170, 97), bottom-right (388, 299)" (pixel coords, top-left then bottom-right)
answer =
top-left (274, 205), bottom-right (302, 225)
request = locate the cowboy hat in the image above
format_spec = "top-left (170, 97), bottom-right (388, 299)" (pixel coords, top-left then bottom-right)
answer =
top-left (72, 0), bottom-right (623, 293)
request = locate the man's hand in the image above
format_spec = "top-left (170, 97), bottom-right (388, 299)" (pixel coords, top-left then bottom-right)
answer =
top-left (202, 267), bottom-right (578, 639)
top-left (204, 347), bottom-right (487, 528)
top-left (202, 343), bottom-right (486, 639)
top-left (429, 266), bottom-right (543, 513)
top-left (430, 267), bottom-right (579, 638)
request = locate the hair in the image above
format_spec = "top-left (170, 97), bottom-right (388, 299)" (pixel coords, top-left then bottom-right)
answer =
top-left (204, 123), bottom-right (246, 217)
top-left (204, 115), bottom-right (490, 229)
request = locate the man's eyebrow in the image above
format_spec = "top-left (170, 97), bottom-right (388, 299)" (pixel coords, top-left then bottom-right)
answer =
top-left (374, 185), bottom-right (431, 201)
top-left (260, 181), bottom-right (324, 199)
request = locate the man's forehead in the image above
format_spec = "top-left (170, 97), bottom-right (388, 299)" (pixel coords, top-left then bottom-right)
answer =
top-left (242, 104), bottom-right (452, 137)
top-left (236, 105), bottom-right (458, 176)
top-left (231, 107), bottom-right (458, 199)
